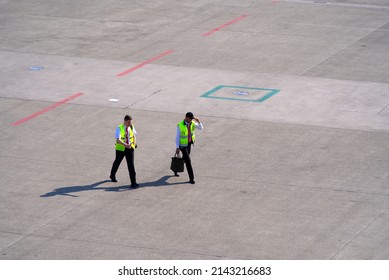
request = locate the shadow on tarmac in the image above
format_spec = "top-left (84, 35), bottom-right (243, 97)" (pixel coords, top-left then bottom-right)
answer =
top-left (40, 175), bottom-right (189, 198)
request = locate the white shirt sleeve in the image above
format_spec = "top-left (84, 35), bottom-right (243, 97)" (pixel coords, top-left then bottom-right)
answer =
top-left (195, 122), bottom-right (204, 130)
top-left (176, 125), bottom-right (181, 149)
top-left (115, 126), bottom-right (121, 139)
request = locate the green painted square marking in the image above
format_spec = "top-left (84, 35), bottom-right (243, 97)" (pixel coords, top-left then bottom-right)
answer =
top-left (200, 85), bottom-right (280, 102)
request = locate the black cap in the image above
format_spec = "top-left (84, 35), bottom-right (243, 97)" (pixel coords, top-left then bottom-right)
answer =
top-left (185, 112), bottom-right (194, 119)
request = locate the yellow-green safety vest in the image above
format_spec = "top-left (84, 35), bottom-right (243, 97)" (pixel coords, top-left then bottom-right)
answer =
top-left (178, 121), bottom-right (195, 147)
top-left (116, 124), bottom-right (135, 151)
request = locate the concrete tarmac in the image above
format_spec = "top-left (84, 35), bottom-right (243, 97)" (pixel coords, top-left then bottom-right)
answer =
top-left (0, 0), bottom-right (388, 259)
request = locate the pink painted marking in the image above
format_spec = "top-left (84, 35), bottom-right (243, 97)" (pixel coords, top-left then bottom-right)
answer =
top-left (202, 14), bottom-right (248, 36)
top-left (10, 92), bottom-right (84, 126)
top-left (117, 50), bottom-right (174, 76)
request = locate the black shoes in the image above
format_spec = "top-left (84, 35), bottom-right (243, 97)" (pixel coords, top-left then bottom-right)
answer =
top-left (189, 180), bottom-right (195, 184)
top-left (174, 172), bottom-right (179, 177)
top-left (111, 175), bottom-right (139, 188)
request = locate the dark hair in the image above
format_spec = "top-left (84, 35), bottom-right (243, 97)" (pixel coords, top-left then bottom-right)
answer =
top-left (185, 112), bottom-right (194, 119)
top-left (124, 115), bottom-right (132, 121)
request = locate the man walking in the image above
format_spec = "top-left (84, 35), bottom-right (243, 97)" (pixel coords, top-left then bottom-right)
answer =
top-left (110, 115), bottom-right (139, 188)
top-left (175, 112), bottom-right (203, 184)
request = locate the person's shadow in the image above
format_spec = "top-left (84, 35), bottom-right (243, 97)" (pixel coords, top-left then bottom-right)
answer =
top-left (40, 175), bottom-right (188, 198)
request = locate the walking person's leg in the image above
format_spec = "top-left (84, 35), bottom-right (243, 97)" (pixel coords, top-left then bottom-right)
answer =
top-left (110, 150), bottom-right (125, 182)
top-left (125, 148), bottom-right (138, 187)
top-left (180, 146), bottom-right (195, 184)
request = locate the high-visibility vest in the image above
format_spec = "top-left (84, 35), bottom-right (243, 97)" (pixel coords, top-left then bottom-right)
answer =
top-left (178, 120), bottom-right (195, 147)
top-left (115, 124), bottom-right (135, 151)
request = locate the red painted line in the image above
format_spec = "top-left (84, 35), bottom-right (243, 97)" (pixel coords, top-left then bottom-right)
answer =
top-left (117, 50), bottom-right (174, 76)
top-left (10, 92), bottom-right (84, 126)
top-left (202, 14), bottom-right (248, 36)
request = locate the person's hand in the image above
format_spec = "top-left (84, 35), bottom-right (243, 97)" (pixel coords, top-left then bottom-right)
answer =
top-left (125, 144), bottom-right (132, 149)
top-left (193, 117), bottom-right (200, 123)
top-left (176, 148), bottom-right (180, 155)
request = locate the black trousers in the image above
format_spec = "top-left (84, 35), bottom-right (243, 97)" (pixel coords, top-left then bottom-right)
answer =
top-left (110, 148), bottom-right (136, 184)
top-left (180, 144), bottom-right (194, 180)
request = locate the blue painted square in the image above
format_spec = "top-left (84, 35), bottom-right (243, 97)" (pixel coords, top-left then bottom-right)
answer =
top-left (200, 85), bottom-right (280, 102)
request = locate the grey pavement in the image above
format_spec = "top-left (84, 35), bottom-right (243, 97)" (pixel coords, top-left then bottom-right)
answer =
top-left (0, 0), bottom-right (389, 259)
